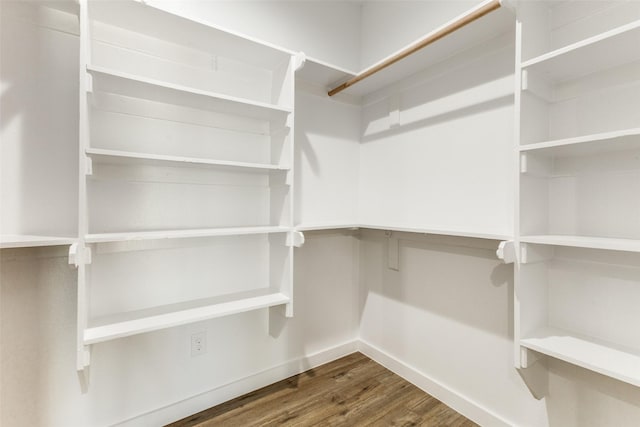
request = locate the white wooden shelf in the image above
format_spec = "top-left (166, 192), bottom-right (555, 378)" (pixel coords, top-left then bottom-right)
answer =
top-left (84, 288), bottom-right (289, 344)
top-left (334, 0), bottom-right (514, 97)
top-left (521, 327), bottom-right (640, 387)
top-left (85, 226), bottom-right (290, 244)
top-left (296, 223), bottom-right (509, 240)
top-left (0, 234), bottom-right (76, 249)
top-left (89, 0), bottom-right (292, 71)
top-left (87, 65), bottom-right (292, 121)
top-left (519, 128), bottom-right (640, 157)
top-left (296, 57), bottom-right (357, 90)
top-left (520, 235), bottom-right (640, 253)
top-left (521, 20), bottom-right (640, 84)
top-left (86, 148), bottom-right (289, 172)
top-left (363, 223), bottom-right (509, 241)
top-left (295, 223), bottom-right (360, 232)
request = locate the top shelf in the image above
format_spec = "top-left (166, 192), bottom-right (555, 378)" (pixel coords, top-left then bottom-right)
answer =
top-left (296, 57), bottom-right (357, 91)
top-left (88, 0), bottom-right (292, 71)
top-left (331, 0), bottom-right (514, 97)
top-left (521, 19), bottom-right (640, 84)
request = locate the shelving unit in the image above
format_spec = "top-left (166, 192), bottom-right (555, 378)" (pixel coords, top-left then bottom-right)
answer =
top-left (71, 0), bottom-right (304, 388)
top-left (515, 1), bottom-right (640, 388)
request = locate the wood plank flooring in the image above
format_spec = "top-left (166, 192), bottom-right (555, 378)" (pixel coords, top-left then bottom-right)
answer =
top-left (167, 352), bottom-right (477, 427)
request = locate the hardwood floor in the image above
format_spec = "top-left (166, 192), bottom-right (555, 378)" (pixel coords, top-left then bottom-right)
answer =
top-left (167, 352), bottom-right (478, 427)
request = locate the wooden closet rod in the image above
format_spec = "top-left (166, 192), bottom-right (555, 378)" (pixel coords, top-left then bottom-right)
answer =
top-left (328, 0), bottom-right (503, 96)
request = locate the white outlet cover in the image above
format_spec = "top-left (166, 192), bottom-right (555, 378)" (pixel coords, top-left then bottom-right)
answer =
top-left (191, 332), bottom-right (206, 357)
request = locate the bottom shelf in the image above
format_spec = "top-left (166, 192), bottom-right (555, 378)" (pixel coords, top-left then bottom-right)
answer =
top-left (84, 288), bottom-right (289, 345)
top-left (521, 327), bottom-right (640, 387)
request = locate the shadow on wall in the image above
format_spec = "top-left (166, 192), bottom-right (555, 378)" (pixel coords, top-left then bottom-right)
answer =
top-left (357, 229), bottom-right (513, 340)
top-left (361, 31), bottom-right (515, 143)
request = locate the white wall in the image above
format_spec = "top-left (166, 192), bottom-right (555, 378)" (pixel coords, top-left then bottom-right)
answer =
top-left (357, 230), bottom-right (547, 426)
top-left (359, 1), bottom-right (477, 69)
top-left (146, 0), bottom-right (362, 72)
top-left (358, 31), bottom-right (515, 236)
top-left (294, 90), bottom-right (360, 226)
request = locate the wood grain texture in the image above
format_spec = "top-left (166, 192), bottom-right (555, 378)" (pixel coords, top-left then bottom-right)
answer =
top-left (167, 352), bottom-right (478, 427)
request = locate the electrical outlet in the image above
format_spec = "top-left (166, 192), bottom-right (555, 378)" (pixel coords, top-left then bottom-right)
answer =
top-left (191, 332), bottom-right (206, 357)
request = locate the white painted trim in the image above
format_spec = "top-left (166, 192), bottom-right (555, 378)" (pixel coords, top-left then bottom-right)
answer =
top-left (112, 340), bottom-right (359, 427)
top-left (113, 339), bottom-right (520, 427)
top-left (358, 339), bottom-right (515, 427)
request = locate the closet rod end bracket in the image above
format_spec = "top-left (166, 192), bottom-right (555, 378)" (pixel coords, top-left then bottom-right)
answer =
top-left (496, 240), bottom-right (516, 264)
top-left (287, 231), bottom-right (305, 248)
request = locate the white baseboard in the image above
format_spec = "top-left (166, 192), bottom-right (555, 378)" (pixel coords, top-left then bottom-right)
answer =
top-left (358, 339), bottom-right (513, 427)
top-left (114, 339), bottom-right (513, 427)
top-left (113, 340), bottom-right (359, 427)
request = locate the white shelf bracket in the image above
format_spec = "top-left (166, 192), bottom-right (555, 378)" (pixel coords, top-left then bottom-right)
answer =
top-left (520, 244), bottom-right (554, 264)
top-left (520, 153), bottom-right (528, 174)
top-left (520, 346), bottom-right (540, 369)
top-left (77, 363), bottom-right (90, 393)
top-left (68, 243), bottom-right (92, 267)
top-left (294, 52), bottom-right (306, 72)
top-left (496, 240), bottom-right (516, 264)
top-left (287, 231), bottom-right (305, 248)
top-left (85, 72), bottom-right (93, 93)
top-left (285, 114), bottom-right (294, 129)
top-left (76, 326), bottom-right (91, 392)
top-left (386, 231), bottom-right (400, 271)
top-left (521, 69), bottom-right (529, 92)
top-left (85, 156), bottom-right (93, 176)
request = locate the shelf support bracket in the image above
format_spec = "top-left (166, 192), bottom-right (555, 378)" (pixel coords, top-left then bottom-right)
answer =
top-left (85, 156), bottom-right (93, 176)
top-left (294, 52), bottom-right (306, 72)
top-left (496, 240), bottom-right (516, 264)
top-left (69, 243), bottom-right (92, 267)
top-left (520, 347), bottom-right (541, 369)
top-left (287, 231), bottom-right (305, 248)
top-left (85, 72), bottom-right (93, 93)
top-left (386, 231), bottom-right (400, 271)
